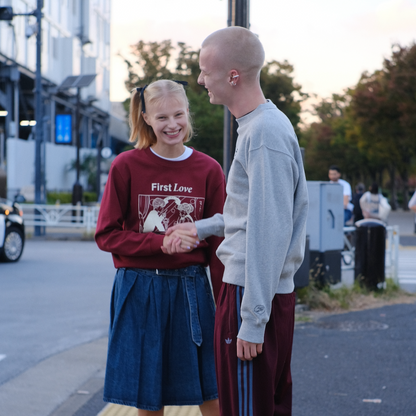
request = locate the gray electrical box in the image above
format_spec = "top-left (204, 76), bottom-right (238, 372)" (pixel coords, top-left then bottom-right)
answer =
top-left (306, 181), bottom-right (344, 285)
top-left (306, 181), bottom-right (344, 252)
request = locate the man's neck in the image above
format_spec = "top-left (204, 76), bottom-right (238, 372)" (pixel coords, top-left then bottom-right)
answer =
top-left (228, 88), bottom-right (267, 119)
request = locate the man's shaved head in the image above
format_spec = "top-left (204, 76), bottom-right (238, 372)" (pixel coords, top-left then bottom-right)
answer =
top-left (201, 27), bottom-right (265, 81)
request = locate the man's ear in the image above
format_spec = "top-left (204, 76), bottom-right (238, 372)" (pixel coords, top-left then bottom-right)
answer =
top-left (229, 70), bottom-right (239, 86)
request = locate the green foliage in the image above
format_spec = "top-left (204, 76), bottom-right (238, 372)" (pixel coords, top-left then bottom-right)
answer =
top-left (123, 40), bottom-right (175, 89)
top-left (261, 60), bottom-right (308, 138)
top-left (187, 87), bottom-right (224, 164)
top-left (47, 192), bottom-right (72, 204)
top-left (68, 154), bottom-right (97, 191)
top-left (302, 42), bottom-right (416, 208)
top-left (296, 278), bottom-right (409, 311)
top-left (46, 191), bottom-right (97, 204)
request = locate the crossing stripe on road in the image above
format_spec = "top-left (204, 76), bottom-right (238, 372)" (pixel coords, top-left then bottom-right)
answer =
top-left (398, 249), bottom-right (416, 290)
top-left (400, 279), bottom-right (416, 284)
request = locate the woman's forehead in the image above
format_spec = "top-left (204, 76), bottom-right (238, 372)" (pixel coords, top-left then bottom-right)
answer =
top-left (149, 95), bottom-right (187, 114)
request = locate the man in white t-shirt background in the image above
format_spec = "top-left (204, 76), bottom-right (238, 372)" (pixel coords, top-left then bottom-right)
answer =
top-left (328, 165), bottom-right (354, 225)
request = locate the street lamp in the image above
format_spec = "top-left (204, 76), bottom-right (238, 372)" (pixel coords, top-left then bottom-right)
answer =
top-left (1, 2), bottom-right (45, 234)
top-left (58, 74), bottom-right (97, 206)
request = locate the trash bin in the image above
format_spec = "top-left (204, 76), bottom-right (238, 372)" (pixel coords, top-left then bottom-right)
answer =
top-left (354, 219), bottom-right (386, 290)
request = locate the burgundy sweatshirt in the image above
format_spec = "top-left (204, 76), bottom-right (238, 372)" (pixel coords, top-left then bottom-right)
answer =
top-left (95, 147), bottom-right (226, 300)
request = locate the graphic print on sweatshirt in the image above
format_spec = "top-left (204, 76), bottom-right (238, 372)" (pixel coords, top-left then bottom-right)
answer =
top-left (138, 194), bottom-right (204, 233)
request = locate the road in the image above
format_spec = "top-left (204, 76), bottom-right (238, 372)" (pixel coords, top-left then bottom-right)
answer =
top-left (292, 303), bottom-right (416, 416)
top-left (0, 239), bottom-right (115, 415)
top-left (1, 216), bottom-right (415, 416)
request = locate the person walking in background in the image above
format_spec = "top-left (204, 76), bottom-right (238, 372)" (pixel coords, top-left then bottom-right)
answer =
top-left (352, 183), bottom-right (365, 222)
top-left (95, 79), bottom-right (225, 416)
top-left (328, 165), bottom-right (354, 225)
top-left (409, 190), bottom-right (416, 213)
top-left (164, 27), bottom-right (308, 416)
top-left (359, 182), bottom-right (391, 223)
top-left (409, 190), bottom-right (416, 233)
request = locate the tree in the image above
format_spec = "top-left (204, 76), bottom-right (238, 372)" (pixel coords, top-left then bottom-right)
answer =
top-left (301, 93), bottom-right (366, 183)
top-left (261, 60), bottom-right (308, 138)
top-left (349, 43), bottom-right (416, 209)
top-left (302, 43), bottom-right (416, 208)
top-left (123, 40), bottom-right (175, 90)
top-left (69, 154), bottom-right (97, 191)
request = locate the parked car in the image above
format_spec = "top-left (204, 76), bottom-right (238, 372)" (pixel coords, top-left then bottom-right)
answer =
top-left (0, 197), bottom-right (25, 262)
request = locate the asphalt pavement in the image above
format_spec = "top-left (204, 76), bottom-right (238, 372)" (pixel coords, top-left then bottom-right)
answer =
top-left (0, 209), bottom-right (415, 416)
top-left (292, 303), bottom-right (416, 416)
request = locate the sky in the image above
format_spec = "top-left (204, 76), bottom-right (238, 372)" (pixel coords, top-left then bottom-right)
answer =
top-left (110, 0), bottom-right (416, 110)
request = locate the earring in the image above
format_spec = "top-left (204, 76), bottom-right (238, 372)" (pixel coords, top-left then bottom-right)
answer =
top-left (230, 74), bottom-right (238, 86)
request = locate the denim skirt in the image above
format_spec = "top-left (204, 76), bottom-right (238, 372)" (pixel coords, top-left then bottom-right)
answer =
top-left (103, 265), bottom-right (218, 410)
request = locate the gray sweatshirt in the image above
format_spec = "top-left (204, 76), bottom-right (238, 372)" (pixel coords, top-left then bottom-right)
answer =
top-left (196, 100), bottom-right (309, 343)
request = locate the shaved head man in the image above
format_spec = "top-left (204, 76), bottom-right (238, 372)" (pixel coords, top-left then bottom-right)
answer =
top-left (166, 27), bottom-right (309, 416)
top-left (198, 26), bottom-right (266, 115)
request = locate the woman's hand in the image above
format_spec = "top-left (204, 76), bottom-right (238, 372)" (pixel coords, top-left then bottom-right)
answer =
top-left (161, 228), bottom-right (200, 254)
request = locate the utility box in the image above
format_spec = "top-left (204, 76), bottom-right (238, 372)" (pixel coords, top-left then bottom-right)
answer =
top-left (294, 235), bottom-right (310, 289)
top-left (306, 181), bottom-right (344, 285)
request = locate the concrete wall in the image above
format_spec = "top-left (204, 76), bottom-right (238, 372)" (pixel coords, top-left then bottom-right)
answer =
top-left (6, 138), bottom-right (96, 201)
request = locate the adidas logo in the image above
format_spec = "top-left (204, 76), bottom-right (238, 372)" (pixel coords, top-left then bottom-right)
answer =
top-left (225, 338), bottom-right (232, 344)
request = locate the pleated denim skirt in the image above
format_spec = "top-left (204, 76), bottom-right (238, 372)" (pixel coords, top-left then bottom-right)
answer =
top-left (103, 265), bottom-right (218, 410)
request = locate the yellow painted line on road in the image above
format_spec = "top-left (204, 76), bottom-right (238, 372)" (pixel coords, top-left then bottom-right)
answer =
top-left (98, 403), bottom-right (202, 416)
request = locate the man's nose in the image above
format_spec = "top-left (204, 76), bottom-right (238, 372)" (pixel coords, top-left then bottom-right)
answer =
top-left (197, 73), bottom-right (204, 85)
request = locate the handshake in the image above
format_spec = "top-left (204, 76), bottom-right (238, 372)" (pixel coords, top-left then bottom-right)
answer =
top-left (161, 223), bottom-right (200, 255)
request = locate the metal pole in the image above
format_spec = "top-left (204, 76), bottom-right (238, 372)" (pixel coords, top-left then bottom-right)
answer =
top-left (0, 130), bottom-right (4, 169)
top-left (76, 88), bottom-right (81, 183)
top-left (14, 81), bottom-right (19, 140)
top-left (224, 0), bottom-right (250, 177)
top-left (72, 87), bottom-right (83, 205)
top-left (34, 0), bottom-right (43, 235)
top-left (96, 135), bottom-right (102, 199)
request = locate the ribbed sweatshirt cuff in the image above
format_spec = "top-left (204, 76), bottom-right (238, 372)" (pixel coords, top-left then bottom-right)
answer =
top-left (237, 319), bottom-right (266, 344)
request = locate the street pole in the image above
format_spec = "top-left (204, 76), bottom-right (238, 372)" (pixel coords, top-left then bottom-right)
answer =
top-left (223, 0), bottom-right (250, 177)
top-left (72, 87), bottom-right (83, 205)
top-left (34, 0), bottom-right (43, 236)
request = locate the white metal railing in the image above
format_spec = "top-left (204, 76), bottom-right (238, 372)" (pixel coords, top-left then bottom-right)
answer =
top-left (22, 204), bottom-right (100, 233)
top-left (342, 225), bottom-right (400, 282)
top-left (385, 225), bottom-right (400, 282)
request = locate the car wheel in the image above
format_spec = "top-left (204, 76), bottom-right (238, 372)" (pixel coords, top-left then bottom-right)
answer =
top-left (1, 227), bottom-right (24, 262)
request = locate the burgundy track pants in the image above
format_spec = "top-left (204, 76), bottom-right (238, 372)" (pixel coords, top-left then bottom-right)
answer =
top-left (214, 283), bottom-right (296, 416)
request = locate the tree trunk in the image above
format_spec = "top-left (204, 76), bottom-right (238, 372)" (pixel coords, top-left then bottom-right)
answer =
top-left (401, 167), bottom-right (409, 211)
top-left (389, 165), bottom-right (398, 210)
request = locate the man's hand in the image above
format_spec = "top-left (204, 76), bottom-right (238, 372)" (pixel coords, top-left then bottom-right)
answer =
top-left (161, 227), bottom-right (200, 255)
top-left (165, 222), bottom-right (198, 237)
top-left (237, 338), bottom-right (263, 361)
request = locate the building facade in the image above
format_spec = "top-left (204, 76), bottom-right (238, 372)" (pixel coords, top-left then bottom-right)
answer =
top-left (0, 0), bottom-right (127, 200)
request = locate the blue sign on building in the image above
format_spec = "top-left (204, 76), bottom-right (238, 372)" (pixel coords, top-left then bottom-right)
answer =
top-left (55, 114), bottom-right (72, 144)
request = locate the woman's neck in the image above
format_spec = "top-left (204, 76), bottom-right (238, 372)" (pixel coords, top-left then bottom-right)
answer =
top-left (151, 143), bottom-right (185, 159)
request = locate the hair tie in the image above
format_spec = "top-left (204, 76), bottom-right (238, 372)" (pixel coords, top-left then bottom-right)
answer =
top-left (136, 85), bottom-right (148, 113)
